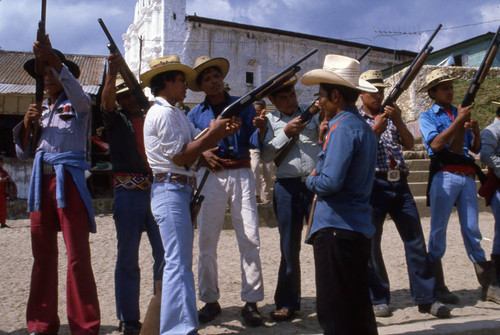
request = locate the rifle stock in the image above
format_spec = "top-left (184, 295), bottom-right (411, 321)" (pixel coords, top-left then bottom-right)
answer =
top-left (98, 18), bottom-right (151, 112)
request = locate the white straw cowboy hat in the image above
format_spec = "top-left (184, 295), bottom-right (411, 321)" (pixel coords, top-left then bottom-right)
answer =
top-left (360, 70), bottom-right (390, 88)
top-left (419, 68), bottom-right (460, 92)
top-left (301, 55), bottom-right (377, 93)
top-left (140, 55), bottom-right (196, 88)
top-left (115, 74), bottom-right (145, 95)
top-left (265, 74), bottom-right (298, 97)
top-left (189, 56), bottom-right (230, 92)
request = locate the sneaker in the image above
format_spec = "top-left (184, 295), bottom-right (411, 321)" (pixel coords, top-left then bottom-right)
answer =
top-left (418, 301), bottom-right (451, 318)
top-left (373, 303), bottom-right (392, 317)
top-left (198, 301), bottom-right (221, 323)
top-left (118, 321), bottom-right (142, 335)
top-left (241, 302), bottom-right (263, 327)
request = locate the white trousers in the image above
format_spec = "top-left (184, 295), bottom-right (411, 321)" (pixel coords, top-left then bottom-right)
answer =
top-left (197, 167), bottom-right (264, 303)
top-left (249, 148), bottom-right (274, 202)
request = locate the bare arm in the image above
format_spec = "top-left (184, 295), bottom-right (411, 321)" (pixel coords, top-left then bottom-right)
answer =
top-left (101, 53), bottom-right (123, 113)
top-left (429, 105), bottom-right (472, 152)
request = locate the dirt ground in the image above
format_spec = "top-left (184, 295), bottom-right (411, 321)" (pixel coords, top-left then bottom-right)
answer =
top-left (1, 212), bottom-right (500, 334)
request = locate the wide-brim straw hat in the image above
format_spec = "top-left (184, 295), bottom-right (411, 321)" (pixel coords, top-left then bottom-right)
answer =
top-left (115, 74), bottom-right (145, 95)
top-left (265, 74), bottom-right (298, 97)
top-left (189, 56), bottom-right (230, 92)
top-left (24, 49), bottom-right (80, 79)
top-left (419, 68), bottom-right (460, 92)
top-left (360, 70), bottom-right (390, 88)
top-left (301, 55), bottom-right (377, 93)
top-left (140, 55), bottom-right (197, 88)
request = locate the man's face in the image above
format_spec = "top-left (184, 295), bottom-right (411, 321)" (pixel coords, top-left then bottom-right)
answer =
top-left (166, 73), bottom-right (188, 104)
top-left (117, 91), bottom-right (140, 114)
top-left (199, 67), bottom-right (224, 96)
top-left (43, 66), bottom-right (63, 96)
top-left (269, 87), bottom-right (298, 116)
top-left (318, 86), bottom-right (336, 119)
top-left (360, 87), bottom-right (384, 114)
top-left (253, 104), bottom-right (265, 116)
top-left (430, 81), bottom-right (454, 106)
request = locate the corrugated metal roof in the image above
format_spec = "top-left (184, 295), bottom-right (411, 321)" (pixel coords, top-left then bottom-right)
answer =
top-left (0, 50), bottom-right (107, 95)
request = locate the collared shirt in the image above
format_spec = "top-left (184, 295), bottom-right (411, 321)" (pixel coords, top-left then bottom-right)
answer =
top-left (306, 106), bottom-right (377, 238)
top-left (480, 117), bottom-right (500, 178)
top-left (261, 103), bottom-right (320, 178)
top-left (419, 103), bottom-right (477, 157)
top-left (13, 65), bottom-right (91, 159)
top-left (101, 107), bottom-right (150, 174)
top-left (187, 92), bottom-right (259, 160)
top-left (144, 97), bottom-right (199, 176)
top-left (359, 106), bottom-right (409, 174)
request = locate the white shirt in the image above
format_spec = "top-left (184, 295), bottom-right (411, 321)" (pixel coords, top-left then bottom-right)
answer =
top-left (144, 97), bottom-right (200, 176)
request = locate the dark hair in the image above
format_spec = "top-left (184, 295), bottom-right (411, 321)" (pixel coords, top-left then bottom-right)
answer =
top-left (320, 83), bottom-right (360, 104)
top-left (196, 66), bottom-right (222, 86)
top-left (427, 86), bottom-right (437, 100)
top-left (150, 70), bottom-right (183, 97)
top-left (269, 85), bottom-right (294, 99)
top-left (496, 106), bottom-right (500, 117)
top-left (254, 99), bottom-right (266, 108)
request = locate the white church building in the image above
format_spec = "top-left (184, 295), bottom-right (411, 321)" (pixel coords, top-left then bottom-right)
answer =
top-left (123, 0), bottom-right (416, 103)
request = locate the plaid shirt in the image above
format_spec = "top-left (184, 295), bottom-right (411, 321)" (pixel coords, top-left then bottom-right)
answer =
top-left (359, 107), bottom-right (409, 174)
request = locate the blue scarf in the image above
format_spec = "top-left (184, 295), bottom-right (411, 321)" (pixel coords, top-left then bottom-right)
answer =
top-left (28, 150), bottom-right (97, 233)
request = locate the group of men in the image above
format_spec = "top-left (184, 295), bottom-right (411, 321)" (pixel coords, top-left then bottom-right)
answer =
top-left (14, 34), bottom-right (500, 335)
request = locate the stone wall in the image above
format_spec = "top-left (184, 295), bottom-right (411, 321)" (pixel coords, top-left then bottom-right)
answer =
top-left (3, 157), bottom-right (32, 200)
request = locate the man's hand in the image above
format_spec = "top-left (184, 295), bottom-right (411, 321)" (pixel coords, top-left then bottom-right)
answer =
top-left (372, 112), bottom-right (389, 137)
top-left (284, 116), bottom-right (306, 138)
top-left (24, 103), bottom-right (42, 129)
top-left (225, 116), bottom-right (241, 135)
top-left (309, 168), bottom-right (316, 176)
top-left (201, 147), bottom-right (224, 172)
top-left (456, 104), bottom-right (473, 122)
top-left (107, 53), bottom-right (125, 77)
top-left (465, 119), bottom-right (480, 136)
top-left (33, 35), bottom-right (62, 73)
top-left (384, 103), bottom-right (402, 121)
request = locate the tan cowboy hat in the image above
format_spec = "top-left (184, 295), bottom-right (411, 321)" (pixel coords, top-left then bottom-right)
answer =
top-left (301, 55), bottom-right (377, 93)
top-left (419, 68), bottom-right (460, 92)
top-left (265, 74), bottom-right (298, 97)
top-left (115, 74), bottom-right (145, 95)
top-left (360, 70), bottom-right (390, 88)
top-left (189, 56), bottom-right (230, 92)
top-left (140, 55), bottom-right (197, 88)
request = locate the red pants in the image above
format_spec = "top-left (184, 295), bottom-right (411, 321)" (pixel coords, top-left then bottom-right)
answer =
top-left (0, 193), bottom-right (6, 223)
top-left (27, 173), bottom-right (100, 335)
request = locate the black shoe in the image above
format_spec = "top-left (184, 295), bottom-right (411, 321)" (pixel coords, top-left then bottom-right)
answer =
top-left (241, 302), bottom-right (263, 327)
top-left (118, 321), bottom-right (142, 335)
top-left (198, 301), bottom-right (221, 323)
top-left (418, 301), bottom-right (451, 318)
top-left (0, 223), bottom-right (10, 228)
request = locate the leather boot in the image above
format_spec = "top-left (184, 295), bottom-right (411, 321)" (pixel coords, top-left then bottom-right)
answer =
top-left (473, 261), bottom-right (500, 304)
top-left (431, 260), bottom-right (459, 304)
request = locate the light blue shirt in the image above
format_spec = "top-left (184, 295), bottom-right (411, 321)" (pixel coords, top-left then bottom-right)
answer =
top-left (306, 106), bottom-right (377, 238)
top-left (261, 103), bottom-right (320, 178)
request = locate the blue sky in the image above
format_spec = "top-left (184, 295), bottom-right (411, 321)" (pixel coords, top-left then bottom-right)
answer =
top-left (0, 0), bottom-right (499, 56)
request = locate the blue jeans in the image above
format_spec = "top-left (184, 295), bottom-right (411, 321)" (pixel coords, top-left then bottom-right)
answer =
top-left (273, 178), bottom-right (313, 311)
top-left (114, 187), bottom-right (164, 322)
top-left (150, 181), bottom-right (198, 335)
top-left (367, 176), bottom-right (435, 305)
top-left (490, 190), bottom-right (500, 255)
top-left (429, 171), bottom-right (486, 263)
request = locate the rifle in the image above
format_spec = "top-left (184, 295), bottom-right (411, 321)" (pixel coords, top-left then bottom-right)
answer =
top-left (274, 47), bottom-right (372, 167)
top-left (449, 24), bottom-right (500, 154)
top-left (98, 18), bottom-right (150, 112)
top-left (380, 24), bottom-right (442, 111)
top-left (194, 48), bottom-right (318, 140)
top-left (32, 0), bottom-right (47, 153)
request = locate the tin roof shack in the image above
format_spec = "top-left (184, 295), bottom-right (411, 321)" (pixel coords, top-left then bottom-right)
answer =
top-left (0, 50), bottom-right (111, 199)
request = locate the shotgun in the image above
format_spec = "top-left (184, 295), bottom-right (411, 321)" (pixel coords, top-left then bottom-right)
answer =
top-left (32, 0), bottom-right (47, 153)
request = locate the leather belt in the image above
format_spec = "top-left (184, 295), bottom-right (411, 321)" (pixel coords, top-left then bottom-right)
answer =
top-left (154, 172), bottom-right (195, 188)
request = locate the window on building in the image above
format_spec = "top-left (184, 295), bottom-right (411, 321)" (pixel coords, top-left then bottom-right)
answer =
top-left (246, 72), bottom-right (254, 86)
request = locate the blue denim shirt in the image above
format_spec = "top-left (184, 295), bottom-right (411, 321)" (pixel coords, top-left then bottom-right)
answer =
top-left (419, 103), bottom-right (476, 157)
top-left (187, 93), bottom-right (259, 159)
top-left (306, 106), bottom-right (377, 238)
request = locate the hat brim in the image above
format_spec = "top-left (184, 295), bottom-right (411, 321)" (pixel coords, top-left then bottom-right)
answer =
top-left (419, 76), bottom-right (460, 93)
top-left (369, 81), bottom-right (390, 88)
top-left (24, 49), bottom-right (80, 79)
top-left (301, 69), bottom-right (378, 93)
top-left (265, 74), bottom-right (298, 97)
top-left (140, 64), bottom-right (197, 88)
top-left (116, 82), bottom-right (146, 95)
top-left (189, 58), bottom-right (230, 92)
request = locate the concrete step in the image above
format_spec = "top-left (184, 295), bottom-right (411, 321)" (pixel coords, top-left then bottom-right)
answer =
top-left (403, 150), bottom-right (428, 160)
top-left (405, 159), bottom-right (430, 171)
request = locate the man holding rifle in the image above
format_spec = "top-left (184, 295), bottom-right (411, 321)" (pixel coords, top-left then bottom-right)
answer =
top-left (359, 70), bottom-right (450, 318)
top-left (14, 38), bottom-right (100, 335)
top-left (419, 68), bottom-right (500, 304)
top-left (187, 56), bottom-right (265, 327)
top-left (101, 53), bottom-right (164, 334)
top-left (259, 75), bottom-right (321, 321)
top-left (142, 55), bottom-right (241, 334)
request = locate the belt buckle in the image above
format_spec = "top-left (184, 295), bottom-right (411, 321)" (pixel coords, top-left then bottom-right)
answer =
top-left (387, 169), bottom-right (400, 182)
